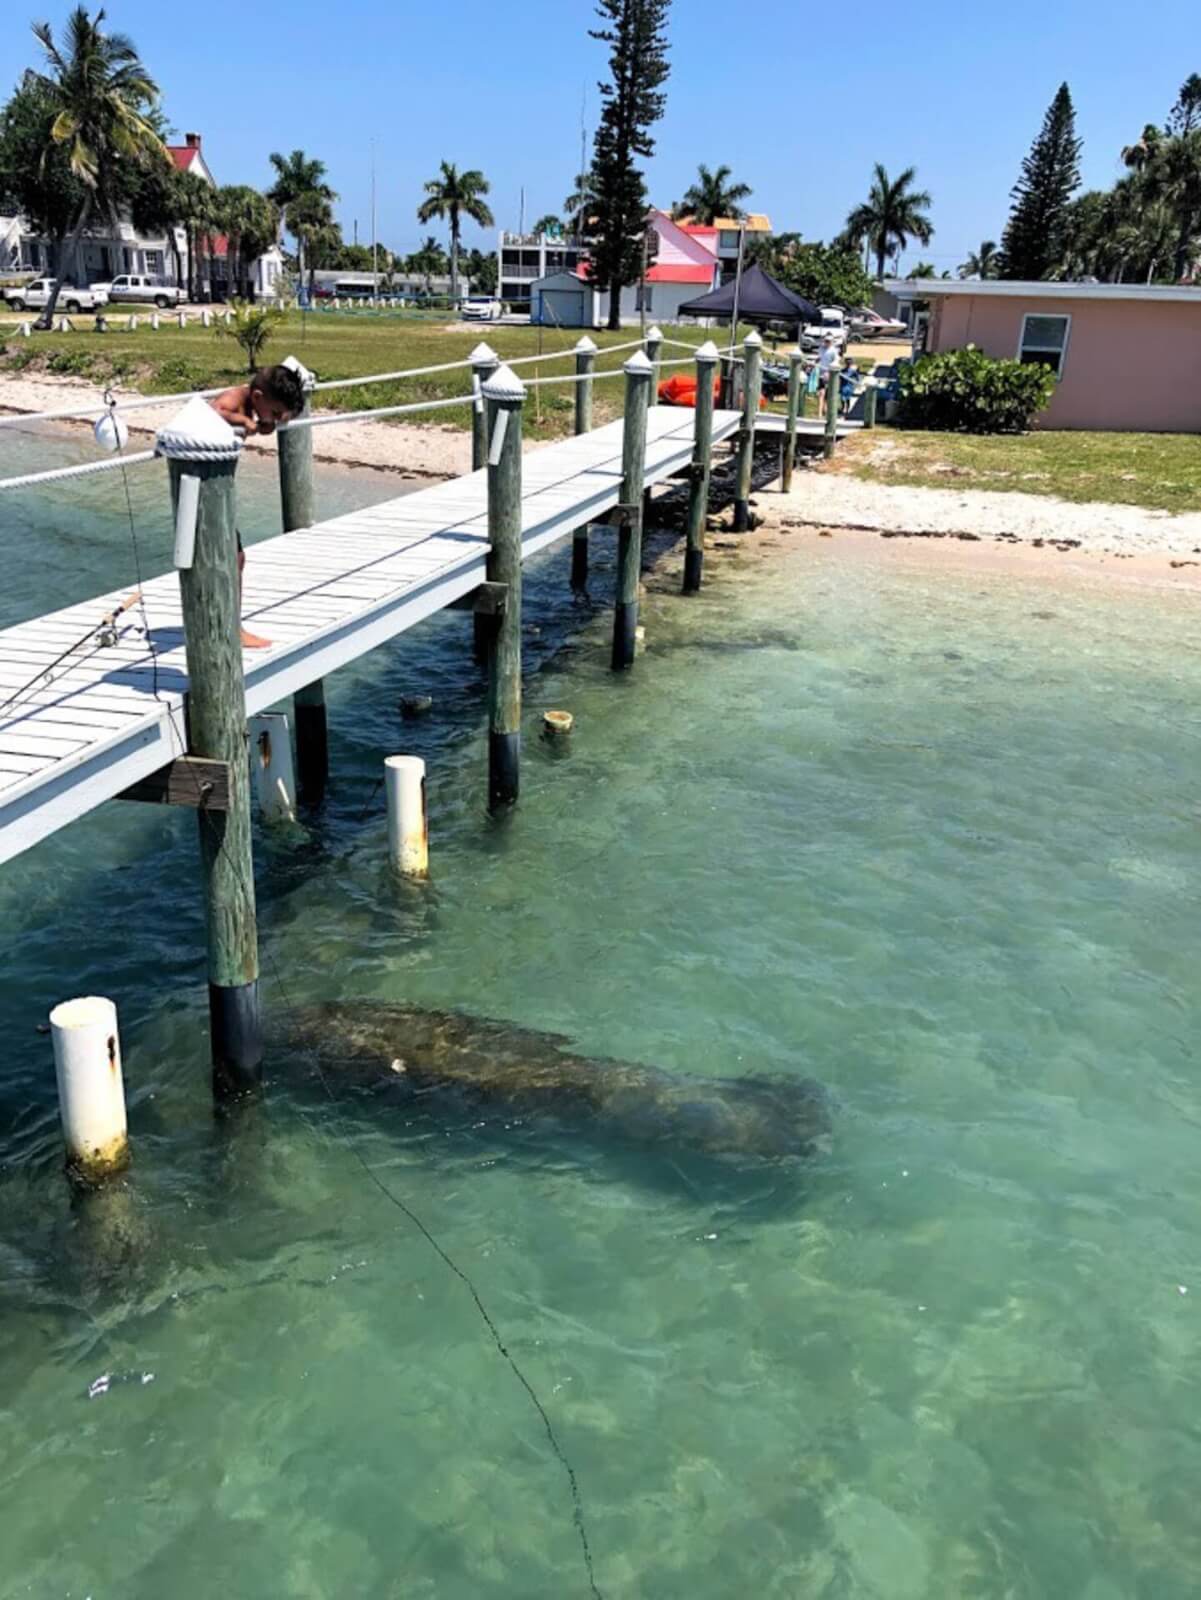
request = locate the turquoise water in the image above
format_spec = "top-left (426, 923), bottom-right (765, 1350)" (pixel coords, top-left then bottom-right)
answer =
top-left (2, 426), bottom-right (1200, 1598)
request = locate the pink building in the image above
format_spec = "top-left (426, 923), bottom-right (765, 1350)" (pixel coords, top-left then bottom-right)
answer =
top-left (887, 279), bottom-right (1201, 432)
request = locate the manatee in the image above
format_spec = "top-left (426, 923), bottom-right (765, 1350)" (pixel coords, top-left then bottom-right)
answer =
top-left (283, 1002), bottom-right (830, 1163)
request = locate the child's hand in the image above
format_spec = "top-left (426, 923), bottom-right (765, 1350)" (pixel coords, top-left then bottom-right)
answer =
top-left (256, 420), bottom-right (276, 437)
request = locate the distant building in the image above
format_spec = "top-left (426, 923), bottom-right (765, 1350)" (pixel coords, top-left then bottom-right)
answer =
top-left (676, 213), bottom-right (773, 283)
top-left (886, 276), bottom-right (1201, 431)
top-left (527, 210), bottom-right (735, 326)
top-left (0, 132), bottom-right (282, 300)
top-left (309, 268), bottom-right (462, 299)
top-left (498, 231), bottom-right (590, 312)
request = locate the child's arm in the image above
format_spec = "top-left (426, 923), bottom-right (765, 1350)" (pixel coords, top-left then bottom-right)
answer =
top-left (210, 387), bottom-right (257, 435)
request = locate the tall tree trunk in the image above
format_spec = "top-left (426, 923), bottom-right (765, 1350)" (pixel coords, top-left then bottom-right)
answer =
top-left (607, 270), bottom-right (622, 331)
top-left (450, 207), bottom-right (460, 305)
top-left (171, 229), bottom-right (184, 295)
top-left (39, 200), bottom-right (91, 330)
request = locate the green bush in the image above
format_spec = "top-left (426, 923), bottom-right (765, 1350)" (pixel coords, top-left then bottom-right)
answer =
top-left (151, 356), bottom-right (212, 392)
top-left (45, 348), bottom-right (97, 377)
top-left (897, 345), bottom-right (1056, 434)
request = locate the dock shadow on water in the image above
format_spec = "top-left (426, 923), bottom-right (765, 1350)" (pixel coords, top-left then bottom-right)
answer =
top-left (279, 1001), bottom-right (832, 1205)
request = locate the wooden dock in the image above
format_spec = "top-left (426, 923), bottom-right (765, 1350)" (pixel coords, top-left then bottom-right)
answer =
top-left (0, 404), bottom-right (740, 864)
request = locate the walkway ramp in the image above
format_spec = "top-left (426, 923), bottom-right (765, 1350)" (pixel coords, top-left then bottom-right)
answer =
top-left (0, 405), bottom-right (740, 864)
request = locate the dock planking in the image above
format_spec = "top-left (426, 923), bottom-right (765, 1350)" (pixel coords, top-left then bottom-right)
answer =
top-left (0, 404), bottom-right (740, 863)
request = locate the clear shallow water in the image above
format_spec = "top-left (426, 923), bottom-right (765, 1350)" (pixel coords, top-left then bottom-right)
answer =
top-left (1, 426), bottom-right (1200, 1597)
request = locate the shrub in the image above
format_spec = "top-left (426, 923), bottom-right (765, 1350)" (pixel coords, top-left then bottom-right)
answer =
top-left (46, 348), bottom-right (97, 377)
top-left (896, 345), bottom-right (1056, 434)
top-left (216, 298), bottom-right (284, 373)
top-left (152, 356), bottom-right (210, 392)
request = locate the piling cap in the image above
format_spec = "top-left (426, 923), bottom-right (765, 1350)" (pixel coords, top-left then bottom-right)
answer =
top-left (469, 341), bottom-right (499, 368)
top-left (694, 340), bottom-right (720, 362)
top-left (624, 349), bottom-right (653, 376)
top-left (646, 325), bottom-right (663, 343)
top-left (744, 328), bottom-right (763, 348)
top-left (574, 334), bottom-right (598, 353)
top-left (481, 362), bottom-right (526, 402)
top-left (281, 354), bottom-right (317, 392)
top-left (156, 395), bottom-right (242, 462)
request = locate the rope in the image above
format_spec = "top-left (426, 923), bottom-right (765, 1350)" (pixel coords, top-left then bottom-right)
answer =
top-left (0, 449), bottom-right (159, 492)
top-left (281, 393), bottom-right (477, 430)
top-left (0, 386), bottom-right (229, 429)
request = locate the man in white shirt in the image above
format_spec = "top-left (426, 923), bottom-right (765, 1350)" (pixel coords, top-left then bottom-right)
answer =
top-left (817, 335), bottom-right (839, 418)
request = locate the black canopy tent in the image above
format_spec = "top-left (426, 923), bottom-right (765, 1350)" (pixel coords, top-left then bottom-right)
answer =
top-left (677, 264), bottom-right (820, 328)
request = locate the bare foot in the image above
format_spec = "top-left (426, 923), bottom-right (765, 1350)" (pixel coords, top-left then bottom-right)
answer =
top-left (240, 627), bottom-right (272, 650)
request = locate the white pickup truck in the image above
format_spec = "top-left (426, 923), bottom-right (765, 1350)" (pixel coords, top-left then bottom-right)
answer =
top-left (92, 273), bottom-right (185, 308)
top-left (800, 306), bottom-right (849, 352)
top-left (3, 277), bottom-right (109, 313)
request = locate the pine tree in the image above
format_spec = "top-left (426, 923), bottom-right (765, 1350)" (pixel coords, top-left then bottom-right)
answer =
top-left (588, 0), bottom-right (671, 330)
top-left (1000, 84), bottom-right (1082, 279)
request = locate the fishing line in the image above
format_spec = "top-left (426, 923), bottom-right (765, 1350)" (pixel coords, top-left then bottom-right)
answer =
top-left (111, 484), bottom-right (605, 1600)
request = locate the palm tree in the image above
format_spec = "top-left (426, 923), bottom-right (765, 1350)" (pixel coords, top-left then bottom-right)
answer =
top-left (1121, 124), bottom-right (1163, 172)
top-left (672, 163), bottom-right (752, 225)
top-left (216, 184), bottom-right (277, 298)
top-left (267, 149), bottom-right (336, 296)
top-left (416, 162), bottom-right (493, 304)
top-left (1140, 130), bottom-right (1201, 278)
top-left (958, 239), bottom-right (1000, 279)
top-left (175, 168), bottom-right (218, 299)
top-left (563, 169), bottom-right (600, 240)
top-left (28, 6), bottom-right (166, 327)
top-left (910, 261), bottom-right (937, 278)
top-left (845, 163), bottom-right (934, 280)
top-left (532, 213), bottom-right (562, 237)
top-left (408, 235), bottom-right (448, 293)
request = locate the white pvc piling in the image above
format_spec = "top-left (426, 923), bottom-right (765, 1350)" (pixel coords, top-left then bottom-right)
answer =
top-left (384, 755), bottom-right (429, 877)
top-left (177, 310), bottom-right (187, 329)
top-left (248, 712), bottom-right (298, 822)
top-left (49, 995), bottom-right (130, 1185)
top-left (150, 312), bottom-right (160, 331)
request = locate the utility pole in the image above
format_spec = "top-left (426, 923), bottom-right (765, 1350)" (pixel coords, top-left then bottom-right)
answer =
top-left (371, 139), bottom-right (378, 296)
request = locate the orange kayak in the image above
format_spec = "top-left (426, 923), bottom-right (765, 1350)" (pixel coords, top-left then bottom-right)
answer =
top-left (658, 373), bottom-right (766, 409)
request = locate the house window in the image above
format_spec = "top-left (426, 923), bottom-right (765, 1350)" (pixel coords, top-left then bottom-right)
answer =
top-left (1018, 313), bottom-right (1070, 378)
top-left (144, 249), bottom-right (163, 276)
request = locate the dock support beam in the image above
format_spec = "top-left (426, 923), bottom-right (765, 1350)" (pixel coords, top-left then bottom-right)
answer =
top-left (483, 364), bottom-right (525, 809)
top-left (863, 382), bottom-right (878, 430)
top-left (645, 324), bottom-right (662, 402)
top-left (825, 362), bottom-right (841, 459)
top-left (571, 336), bottom-right (596, 591)
top-left (781, 349), bottom-right (804, 494)
top-left (279, 359), bottom-right (328, 807)
top-left (612, 350), bottom-right (652, 670)
top-left (159, 405), bottom-right (261, 1097)
top-left (470, 342), bottom-right (500, 662)
top-left (734, 329), bottom-right (762, 532)
top-left (683, 340), bottom-right (719, 594)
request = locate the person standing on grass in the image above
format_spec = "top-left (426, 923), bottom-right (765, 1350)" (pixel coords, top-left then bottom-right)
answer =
top-left (210, 365), bottom-right (306, 649)
top-left (816, 335), bottom-right (839, 418)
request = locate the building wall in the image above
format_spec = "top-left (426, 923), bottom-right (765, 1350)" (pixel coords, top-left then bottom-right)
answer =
top-left (931, 294), bottom-right (1201, 432)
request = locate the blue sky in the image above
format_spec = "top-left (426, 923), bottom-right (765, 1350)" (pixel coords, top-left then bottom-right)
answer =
top-left (0, 0), bottom-right (1191, 270)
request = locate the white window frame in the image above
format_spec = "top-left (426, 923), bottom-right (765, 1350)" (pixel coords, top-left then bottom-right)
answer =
top-left (1017, 312), bottom-right (1071, 380)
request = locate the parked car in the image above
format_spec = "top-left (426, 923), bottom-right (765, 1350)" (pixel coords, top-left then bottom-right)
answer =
top-left (461, 296), bottom-right (502, 322)
top-left (848, 305), bottom-right (907, 341)
top-left (800, 306), bottom-right (849, 352)
top-left (3, 277), bottom-right (109, 313)
top-left (92, 274), bottom-right (184, 308)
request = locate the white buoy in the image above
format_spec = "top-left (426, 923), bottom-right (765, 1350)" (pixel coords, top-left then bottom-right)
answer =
top-left (248, 712), bottom-right (298, 822)
top-left (93, 412), bottom-right (129, 452)
top-left (49, 996), bottom-right (130, 1185)
top-left (385, 755), bottom-right (428, 877)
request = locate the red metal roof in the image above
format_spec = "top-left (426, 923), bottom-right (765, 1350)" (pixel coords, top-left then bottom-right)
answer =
top-left (167, 146), bottom-right (201, 173)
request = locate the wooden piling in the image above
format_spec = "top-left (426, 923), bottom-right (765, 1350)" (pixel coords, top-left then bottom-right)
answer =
top-left (470, 342), bottom-right (500, 662)
top-left (734, 330), bottom-right (763, 532)
top-left (645, 325), bottom-right (663, 403)
top-left (571, 336), bottom-right (597, 591)
top-left (863, 381), bottom-right (878, 430)
top-left (158, 406), bottom-right (261, 1096)
top-left (824, 362), bottom-right (841, 459)
top-left (612, 350), bottom-right (652, 670)
top-left (781, 349), bottom-right (805, 493)
top-left (483, 364), bottom-right (525, 809)
top-left (278, 359), bottom-right (327, 807)
top-left (683, 340), bottom-right (719, 594)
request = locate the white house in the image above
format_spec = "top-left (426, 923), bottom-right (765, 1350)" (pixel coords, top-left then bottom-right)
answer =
top-left (528, 210), bottom-right (722, 327)
top-left (1, 132), bottom-right (282, 300)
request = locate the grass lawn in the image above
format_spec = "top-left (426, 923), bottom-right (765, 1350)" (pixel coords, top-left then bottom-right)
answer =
top-left (841, 427), bottom-right (1201, 515)
top-left (0, 310), bottom-right (747, 442)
